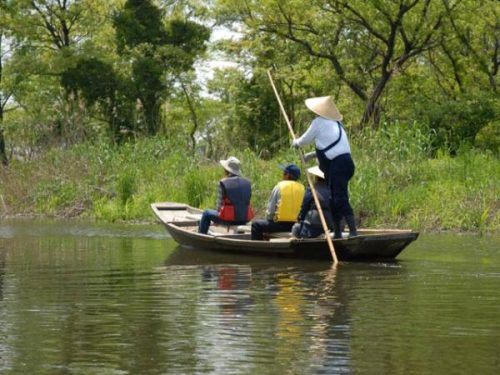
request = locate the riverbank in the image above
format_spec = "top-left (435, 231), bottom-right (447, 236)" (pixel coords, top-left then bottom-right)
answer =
top-left (0, 129), bottom-right (498, 234)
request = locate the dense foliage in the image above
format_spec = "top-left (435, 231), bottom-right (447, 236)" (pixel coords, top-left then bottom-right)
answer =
top-left (0, 131), bottom-right (498, 233)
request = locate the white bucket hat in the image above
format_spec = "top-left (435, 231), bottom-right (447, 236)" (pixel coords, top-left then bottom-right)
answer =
top-left (305, 96), bottom-right (343, 121)
top-left (220, 156), bottom-right (241, 176)
top-left (307, 165), bottom-right (324, 179)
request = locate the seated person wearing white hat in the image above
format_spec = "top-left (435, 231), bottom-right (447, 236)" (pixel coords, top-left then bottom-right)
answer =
top-left (292, 96), bottom-right (357, 238)
top-left (292, 166), bottom-right (334, 239)
top-left (251, 164), bottom-right (305, 240)
top-left (199, 156), bottom-right (254, 234)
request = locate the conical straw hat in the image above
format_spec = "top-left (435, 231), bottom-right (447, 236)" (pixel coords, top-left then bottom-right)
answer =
top-left (307, 165), bottom-right (324, 179)
top-left (305, 96), bottom-right (343, 121)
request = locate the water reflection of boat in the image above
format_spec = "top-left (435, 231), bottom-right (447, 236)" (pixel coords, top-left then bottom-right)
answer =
top-left (152, 202), bottom-right (419, 262)
top-left (164, 245), bottom-right (332, 272)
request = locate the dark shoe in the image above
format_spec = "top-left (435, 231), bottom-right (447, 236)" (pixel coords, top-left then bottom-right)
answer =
top-left (345, 215), bottom-right (358, 238)
top-left (333, 221), bottom-right (343, 239)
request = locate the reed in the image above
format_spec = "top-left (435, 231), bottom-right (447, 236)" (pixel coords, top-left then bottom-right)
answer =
top-left (0, 125), bottom-right (498, 233)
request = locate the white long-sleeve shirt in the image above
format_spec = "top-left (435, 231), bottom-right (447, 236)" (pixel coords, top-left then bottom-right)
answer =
top-left (295, 116), bottom-right (351, 160)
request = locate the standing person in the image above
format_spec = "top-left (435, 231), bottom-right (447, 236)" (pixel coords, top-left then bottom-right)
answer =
top-left (198, 156), bottom-right (253, 234)
top-left (292, 166), bottom-right (334, 239)
top-left (251, 164), bottom-right (305, 240)
top-left (292, 96), bottom-right (357, 238)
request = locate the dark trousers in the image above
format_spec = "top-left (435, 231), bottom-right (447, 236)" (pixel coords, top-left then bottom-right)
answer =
top-left (293, 222), bottom-right (324, 239)
top-left (251, 219), bottom-right (295, 240)
top-left (328, 154), bottom-right (355, 222)
top-left (199, 209), bottom-right (247, 234)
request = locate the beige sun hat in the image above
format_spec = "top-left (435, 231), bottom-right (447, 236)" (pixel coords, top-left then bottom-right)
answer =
top-left (307, 165), bottom-right (324, 179)
top-left (220, 156), bottom-right (241, 176)
top-left (305, 96), bottom-right (343, 121)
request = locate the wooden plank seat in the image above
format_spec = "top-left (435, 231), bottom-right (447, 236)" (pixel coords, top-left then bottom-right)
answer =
top-left (185, 213), bottom-right (202, 221)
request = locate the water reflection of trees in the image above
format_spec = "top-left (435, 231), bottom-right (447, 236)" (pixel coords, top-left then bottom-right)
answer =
top-left (165, 247), bottom-right (357, 374)
top-left (0, 235), bottom-right (410, 374)
top-left (0, 243), bottom-right (9, 370)
top-left (270, 267), bottom-right (353, 373)
top-left (0, 235), bottom-right (171, 374)
top-left (0, 245), bottom-right (5, 301)
top-left (2, 229), bottom-right (498, 374)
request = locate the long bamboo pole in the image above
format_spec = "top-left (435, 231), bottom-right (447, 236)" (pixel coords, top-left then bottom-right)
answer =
top-left (267, 69), bottom-right (339, 265)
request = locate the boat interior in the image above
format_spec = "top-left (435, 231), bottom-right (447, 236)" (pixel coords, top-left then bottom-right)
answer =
top-left (153, 202), bottom-right (414, 241)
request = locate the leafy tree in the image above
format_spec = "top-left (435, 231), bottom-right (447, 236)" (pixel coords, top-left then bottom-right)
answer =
top-left (207, 32), bottom-right (324, 155)
top-left (114, 0), bottom-right (168, 52)
top-left (440, 0), bottom-right (498, 94)
top-left (386, 0), bottom-right (499, 152)
top-left (214, 0), bottom-right (463, 128)
top-left (1, 0), bottom-right (118, 148)
top-left (60, 57), bottom-right (135, 142)
top-left (62, 58), bottom-right (117, 105)
top-left (207, 68), bottom-right (287, 155)
top-left (113, 0), bottom-right (210, 136)
top-left (0, 1), bottom-right (14, 166)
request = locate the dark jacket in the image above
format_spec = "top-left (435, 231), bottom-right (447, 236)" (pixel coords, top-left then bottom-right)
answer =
top-left (298, 181), bottom-right (333, 229)
top-left (219, 176), bottom-right (252, 222)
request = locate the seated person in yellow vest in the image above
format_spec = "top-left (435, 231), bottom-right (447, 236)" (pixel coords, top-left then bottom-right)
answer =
top-left (198, 156), bottom-right (254, 234)
top-left (292, 166), bottom-right (334, 238)
top-left (251, 164), bottom-right (305, 240)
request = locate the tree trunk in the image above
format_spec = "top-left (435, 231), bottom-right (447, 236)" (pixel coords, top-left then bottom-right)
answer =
top-left (0, 102), bottom-right (7, 166)
top-left (181, 81), bottom-right (199, 151)
top-left (0, 127), bottom-right (7, 167)
top-left (142, 98), bottom-right (160, 136)
top-left (0, 32), bottom-right (7, 166)
top-left (360, 70), bottom-right (393, 128)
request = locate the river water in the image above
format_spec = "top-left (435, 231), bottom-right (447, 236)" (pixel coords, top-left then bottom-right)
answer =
top-left (0, 220), bottom-right (499, 375)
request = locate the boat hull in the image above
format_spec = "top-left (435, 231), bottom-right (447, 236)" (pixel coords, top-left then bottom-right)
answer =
top-left (164, 221), bottom-right (418, 261)
top-left (152, 202), bottom-right (419, 262)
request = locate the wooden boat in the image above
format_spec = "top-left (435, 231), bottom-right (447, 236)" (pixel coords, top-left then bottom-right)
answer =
top-left (151, 202), bottom-right (419, 261)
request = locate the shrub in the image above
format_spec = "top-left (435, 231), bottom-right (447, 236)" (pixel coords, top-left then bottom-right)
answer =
top-left (475, 121), bottom-right (500, 155)
top-left (420, 94), bottom-right (497, 154)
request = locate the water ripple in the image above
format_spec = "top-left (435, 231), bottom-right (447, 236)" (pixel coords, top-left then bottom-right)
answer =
top-left (1, 226), bottom-right (499, 374)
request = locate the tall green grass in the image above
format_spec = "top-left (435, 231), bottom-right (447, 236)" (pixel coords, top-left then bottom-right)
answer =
top-left (0, 124), bottom-right (498, 233)
top-left (350, 123), bottom-right (499, 233)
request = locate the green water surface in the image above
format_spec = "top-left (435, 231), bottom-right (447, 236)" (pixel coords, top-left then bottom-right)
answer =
top-left (0, 220), bottom-right (499, 375)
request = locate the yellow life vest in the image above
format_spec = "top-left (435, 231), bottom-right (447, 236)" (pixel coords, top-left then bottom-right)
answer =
top-left (275, 180), bottom-right (305, 222)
